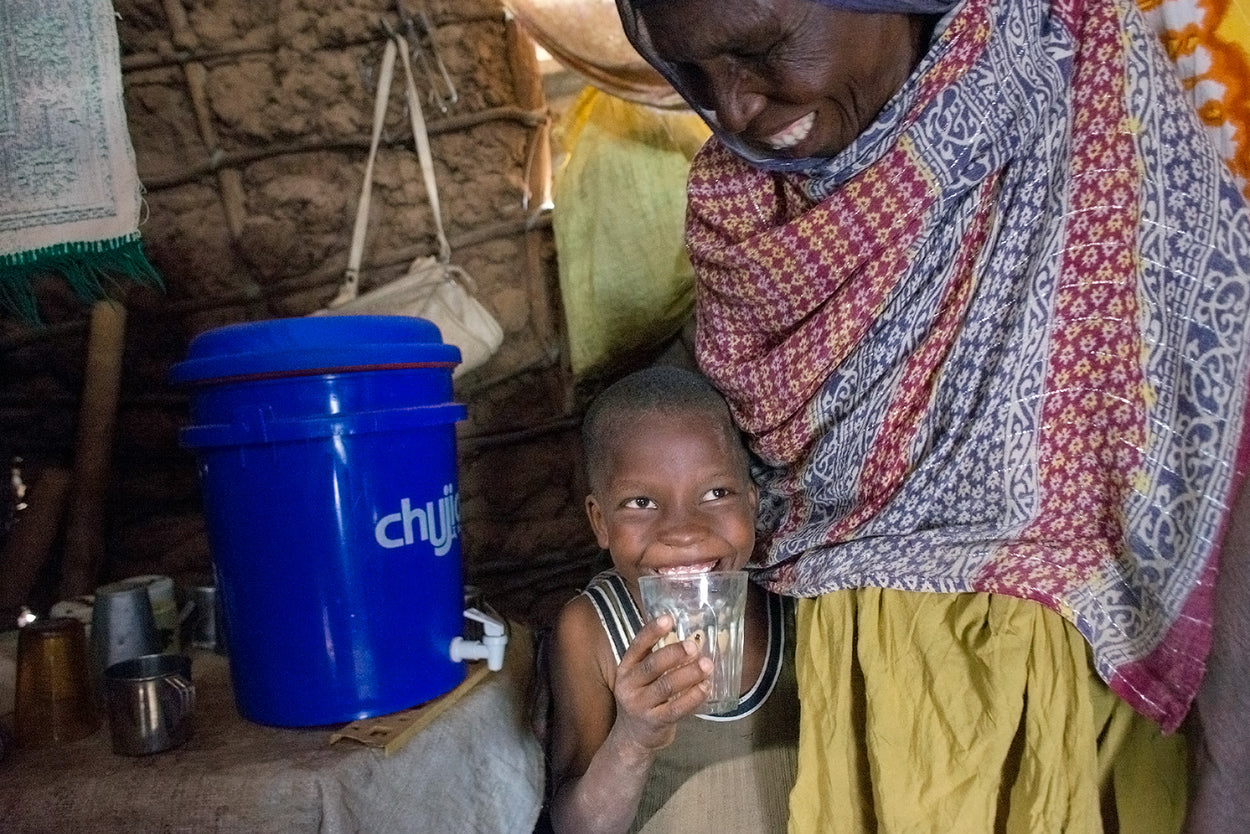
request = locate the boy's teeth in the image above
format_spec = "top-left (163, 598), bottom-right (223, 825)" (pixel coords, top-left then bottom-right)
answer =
top-left (659, 563), bottom-right (716, 575)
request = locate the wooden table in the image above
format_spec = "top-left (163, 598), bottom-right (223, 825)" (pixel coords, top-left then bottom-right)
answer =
top-left (0, 624), bottom-right (544, 833)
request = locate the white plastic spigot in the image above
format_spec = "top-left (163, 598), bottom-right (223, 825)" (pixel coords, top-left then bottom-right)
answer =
top-left (449, 606), bottom-right (508, 671)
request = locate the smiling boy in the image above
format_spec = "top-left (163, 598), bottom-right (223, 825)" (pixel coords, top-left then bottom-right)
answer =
top-left (546, 365), bottom-right (798, 833)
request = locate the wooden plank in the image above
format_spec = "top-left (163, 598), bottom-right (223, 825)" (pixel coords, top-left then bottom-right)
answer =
top-left (329, 662), bottom-right (491, 756)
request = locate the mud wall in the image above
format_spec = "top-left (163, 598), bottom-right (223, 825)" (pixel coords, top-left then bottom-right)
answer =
top-left (0, 0), bottom-right (624, 627)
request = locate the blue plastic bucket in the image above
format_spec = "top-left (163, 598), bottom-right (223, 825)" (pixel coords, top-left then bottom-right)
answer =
top-left (171, 316), bottom-right (469, 726)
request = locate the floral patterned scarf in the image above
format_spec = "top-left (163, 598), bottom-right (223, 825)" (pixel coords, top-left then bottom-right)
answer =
top-left (676, 0), bottom-right (1250, 731)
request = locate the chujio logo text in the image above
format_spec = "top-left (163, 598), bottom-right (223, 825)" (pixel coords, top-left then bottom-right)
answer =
top-left (374, 484), bottom-right (459, 556)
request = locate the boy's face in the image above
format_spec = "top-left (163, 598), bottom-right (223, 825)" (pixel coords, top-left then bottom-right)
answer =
top-left (585, 410), bottom-right (759, 602)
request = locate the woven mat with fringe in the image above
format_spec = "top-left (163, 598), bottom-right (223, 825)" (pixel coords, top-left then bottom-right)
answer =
top-left (0, 0), bottom-right (160, 321)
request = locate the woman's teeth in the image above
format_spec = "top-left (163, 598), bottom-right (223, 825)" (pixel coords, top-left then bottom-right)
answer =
top-left (765, 112), bottom-right (815, 150)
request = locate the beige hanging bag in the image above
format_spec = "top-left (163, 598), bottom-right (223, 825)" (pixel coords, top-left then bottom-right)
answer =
top-left (315, 32), bottom-right (504, 378)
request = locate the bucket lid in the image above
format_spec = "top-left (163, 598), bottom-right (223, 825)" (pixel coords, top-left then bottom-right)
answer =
top-left (169, 315), bottom-right (461, 385)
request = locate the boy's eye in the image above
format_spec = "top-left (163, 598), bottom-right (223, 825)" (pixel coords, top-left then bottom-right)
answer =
top-left (626, 497), bottom-right (657, 510)
top-left (703, 487), bottom-right (731, 501)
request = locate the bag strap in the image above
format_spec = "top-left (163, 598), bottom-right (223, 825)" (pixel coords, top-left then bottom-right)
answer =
top-left (394, 34), bottom-right (451, 264)
top-left (336, 33), bottom-right (451, 306)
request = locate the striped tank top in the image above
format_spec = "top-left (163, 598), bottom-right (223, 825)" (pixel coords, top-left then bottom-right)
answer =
top-left (581, 569), bottom-right (799, 832)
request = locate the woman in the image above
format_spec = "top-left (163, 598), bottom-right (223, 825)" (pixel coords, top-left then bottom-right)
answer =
top-left (615, 0), bottom-right (1250, 830)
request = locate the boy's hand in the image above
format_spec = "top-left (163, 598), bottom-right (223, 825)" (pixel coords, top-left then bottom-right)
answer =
top-left (610, 614), bottom-right (712, 752)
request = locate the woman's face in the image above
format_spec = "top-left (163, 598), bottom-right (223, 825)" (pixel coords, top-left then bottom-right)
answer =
top-left (636, 0), bottom-right (929, 159)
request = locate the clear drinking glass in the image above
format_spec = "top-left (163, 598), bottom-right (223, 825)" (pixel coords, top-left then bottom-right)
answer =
top-left (637, 570), bottom-right (748, 714)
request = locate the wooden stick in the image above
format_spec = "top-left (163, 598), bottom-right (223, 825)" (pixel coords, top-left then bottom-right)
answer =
top-left (139, 107), bottom-right (548, 190)
top-left (58, 301), bottom-right (127, 598)
top-left (0, 466), bottom-right (73, 611)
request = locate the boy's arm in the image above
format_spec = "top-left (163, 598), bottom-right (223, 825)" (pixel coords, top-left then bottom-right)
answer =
top-left (547, 596), bottom-right (710, 834)
top-left (548, 596), bottom-right (644, 832)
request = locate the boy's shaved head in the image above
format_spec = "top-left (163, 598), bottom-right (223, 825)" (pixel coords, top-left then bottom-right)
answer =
top-left (582, 365), bottom-right (748, 494)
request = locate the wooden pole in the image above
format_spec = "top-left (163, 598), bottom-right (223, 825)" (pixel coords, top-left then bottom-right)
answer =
top-left (0, 466), bottom-right (73, 613)
top-left (58, 301), bottom-right (127, 598)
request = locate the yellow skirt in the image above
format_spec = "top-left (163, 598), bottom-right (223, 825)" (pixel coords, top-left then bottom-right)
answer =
top-left (789, 589), bottom-right (1189, 833)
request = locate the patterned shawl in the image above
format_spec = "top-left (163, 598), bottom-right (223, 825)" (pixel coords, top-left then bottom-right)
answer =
top-left (676, 0), bottom-right (1250, 731)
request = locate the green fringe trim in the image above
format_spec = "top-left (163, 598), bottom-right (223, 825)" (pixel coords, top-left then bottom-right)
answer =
top-left (0, 234), bottom-right (164, 324)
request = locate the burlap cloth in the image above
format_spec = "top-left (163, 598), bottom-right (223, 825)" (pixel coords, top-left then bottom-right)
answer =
top-left (0, 625), bottom-right (543, 833)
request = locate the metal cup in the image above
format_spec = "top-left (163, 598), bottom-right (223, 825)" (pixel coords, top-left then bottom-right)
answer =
top-left (184, 585), bottom-right (224, 653)
top-left (13, 617), bottom-right (100, 747)
top-left (104, 653), bottom-right (195, 755)
top-left (89, 580), bottom-right (162, 694)
top-left (126, 575), bottom-right (180, 653)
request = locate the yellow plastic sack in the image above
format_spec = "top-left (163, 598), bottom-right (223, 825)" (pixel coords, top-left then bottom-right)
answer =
top-left (552, 88), bottom-right (710, 378)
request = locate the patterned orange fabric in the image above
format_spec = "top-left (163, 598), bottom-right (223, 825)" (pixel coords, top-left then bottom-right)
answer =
top-left (1140, 0), bottom-right (1250, 197)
